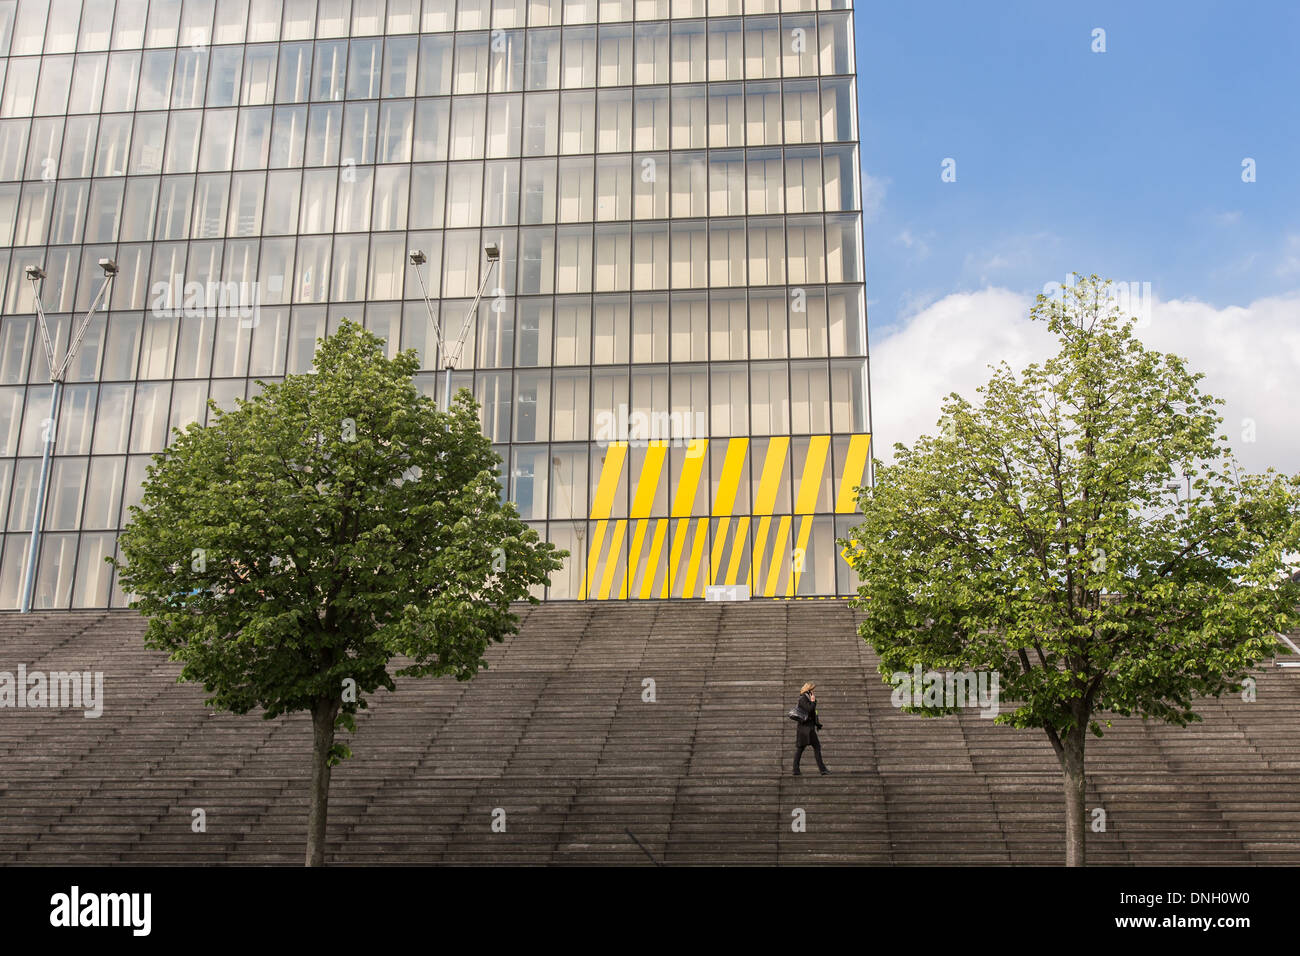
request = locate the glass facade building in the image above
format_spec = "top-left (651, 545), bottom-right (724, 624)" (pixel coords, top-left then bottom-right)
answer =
top-left (0, 0), bottom-right (870, 608)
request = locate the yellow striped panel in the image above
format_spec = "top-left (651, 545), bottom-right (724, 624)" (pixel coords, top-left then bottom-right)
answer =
top-left (572, 432), bottom-right (871, 599)
top-left (580, 519), bottom-right (606, 600)
top-left (590, 442), bottom-right (628, 518)
top-left (763, 515), bottom-right (792, 596)
top-left (597, 518), bottom-right (626, 600)
top-left (788, 514), bottom-right (815, 596)
top-left (623, 518), bottom-right (648, 599)
top-left (671, 441), bottom-right (708, 516)
top-left (725, 515), bottom-right (750, 585)
top-left (794, 435), bottom-right (830, 515)
top-left (630, 443), bottom-right (667, 518)
top-left (580, 443), bottom-right (628, 599)
top-left (663, 522), bottom-right (686, 598)
top-left (642, 518), bottom-right (668, 599)
top-left (750, 515), bottom-right (771, 593)
top-left (835, 433), bottom-right (871, 513)
top-left (708, 516), bottom-right (728, 585)
top-left (624, 444), bottom-right (667, 598)
top-left (666, 441), bottom-right (708, 597)
top-left (754, 437), bottom-right (789, 515)
top-left (707, 438), bottom-right (748, 584)
top-left (711, 437), bottom-right (748, 516)
top-left (683, 518), bottom-right (710, 598)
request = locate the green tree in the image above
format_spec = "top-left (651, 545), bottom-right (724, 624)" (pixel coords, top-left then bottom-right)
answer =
top-left (114, 320), bottom-right (564, 866)
top-left (842, 276), bottom-right (1300, 865)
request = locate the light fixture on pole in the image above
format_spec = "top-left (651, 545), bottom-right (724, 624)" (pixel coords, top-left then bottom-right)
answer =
top-left (408, 243), bottom-right (500, 415)
top-left (407, 249), bottom-right (442, 392)
top-left (19, 259), bottom-right (117, 613)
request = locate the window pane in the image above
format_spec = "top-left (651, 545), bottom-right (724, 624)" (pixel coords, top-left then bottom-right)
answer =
top-left (35, 55), bottom-right (72, 115)
top-left (95, 115), bottom-right (132, 175)
top-left (383, 35), bottom-right (418, 96)
top-left (92, 383), bottom-right (134, 453)
top-left (418, 35), bottom-right (454, 94)
top-left (61, 117), bottom-right (98, 179)
top-left (69, 54), bottom-right (108, 113)
top-left (172, 48), bottom-right (209, 109)
top-left (409, 163), bottom-right (446, 228)
top-left (348, 37), bottom-right (382, 98)
top-left (270, 105), bottom-right (309, 166)
top-left (138, 50), bottom-right (175, 110)
top-left (82, 460), bottom-right (125, 530)
top-left (277, 42), bottom-right (312, 101)
top-left (129, 114), bottom-right (166, 174)
top-left (243, 44), bottom-right (278, 104)
top-left (378, 100), bottom-right (414, 162)
top-left (306, 103), bottom-right (343, 164)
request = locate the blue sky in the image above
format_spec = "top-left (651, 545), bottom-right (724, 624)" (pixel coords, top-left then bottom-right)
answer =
top-left (855, 0), bottom-right (1300, 337)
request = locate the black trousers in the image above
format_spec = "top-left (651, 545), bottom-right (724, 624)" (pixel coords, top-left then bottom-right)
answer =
top-left (794, 726), bottom-right (827, 772)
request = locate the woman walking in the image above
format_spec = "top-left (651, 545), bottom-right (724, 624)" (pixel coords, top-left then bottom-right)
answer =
top-left (792, 681), bottom-right (831, 775)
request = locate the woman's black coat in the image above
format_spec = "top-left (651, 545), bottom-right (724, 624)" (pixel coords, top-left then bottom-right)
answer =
top-left (795, 692), bottom-right (823, 744)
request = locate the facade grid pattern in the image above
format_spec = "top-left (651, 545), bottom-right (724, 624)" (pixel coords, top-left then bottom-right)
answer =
top-left (0, 0), bottom-right (870, 607)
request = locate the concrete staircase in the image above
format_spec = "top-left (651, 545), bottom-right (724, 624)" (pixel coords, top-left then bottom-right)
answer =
top-left (1, 603), bottom-right (1298, 865)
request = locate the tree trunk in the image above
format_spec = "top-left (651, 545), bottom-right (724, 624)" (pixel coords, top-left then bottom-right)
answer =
top-left (306, 696), bottom-right (340, 867)
top-left (1060, 731), bottom-right (1087, 867)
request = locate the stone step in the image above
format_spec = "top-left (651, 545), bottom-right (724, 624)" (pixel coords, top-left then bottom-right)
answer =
top-left (2, 603), bottom-right (1298, 864)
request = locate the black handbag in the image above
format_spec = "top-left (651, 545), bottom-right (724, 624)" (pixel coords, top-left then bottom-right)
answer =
top-left (788, 703), bottom-right (809, 722)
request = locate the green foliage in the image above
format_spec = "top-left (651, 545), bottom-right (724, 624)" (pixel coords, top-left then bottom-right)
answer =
top-left (843, 276), bottom-right (1300, 748)
top-left (114, 319), bottom-right (566, 744)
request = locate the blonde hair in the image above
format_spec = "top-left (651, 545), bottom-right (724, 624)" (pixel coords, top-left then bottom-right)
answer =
top-left (800, 682), bottom-right (816, 695)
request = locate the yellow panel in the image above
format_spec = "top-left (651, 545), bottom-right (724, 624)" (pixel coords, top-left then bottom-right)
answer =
top-left (665, 519), bottom-right (691, 597)
top-left (750, 514), bottom-right (772, 593)
top-left (788, 514), bottom-right (815, 596)
top-left (580, 519), bottom-right (607, 600)
top-left (835, 433), bottom-right (871, 513)
top-left (590, 441), bottom-right (628, 519)
top-left (794, 435), bottom-right (830, 515)
top-left (643, 518), bottom-right (669, 599)
top-left (763, 515), bottom-right (792, 596)
top-left (711, 437), bottom-right (748, 516)
top-left (598, 519), bottom-right (626, 600)
top-left (683, 517), bottom-right (710, 598)
top-left (623, 444), bottom-right (666, 599)
top-left (671, 440), bottom-right (708, 516)
top-left (624, 517), bottom-right (649, 599)
top-left (580, 443), bottom-right (627, 601)
top-left (754, 437), bottom-right (789, 515)
top-left (708, 515), bottom-right (729, 584)
top-left (666, 444), bottom-right (708, 596)
top-left (702, 439), bottom-right (746, 587)
top-left (725, 515), bottom-right (749, 585)
top-left (571, 433), bottom-right (874, 600)
top-left (630, 442), bottom-right (667, 518)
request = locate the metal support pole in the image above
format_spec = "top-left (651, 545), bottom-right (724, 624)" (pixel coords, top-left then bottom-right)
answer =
top-left (444, 258), bottom-right (498, 413)
top-left (409, 260), bottom-right (444, 397)
top-left (19, 380), bottom-right (60, 613)
top-left (19, 268), bottom-right (114, 612)
top-left (442, 357), bottom-right (453, 416)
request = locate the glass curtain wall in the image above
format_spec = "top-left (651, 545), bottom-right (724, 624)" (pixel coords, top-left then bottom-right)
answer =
top-left (0, 0), bottom-right (869, 607)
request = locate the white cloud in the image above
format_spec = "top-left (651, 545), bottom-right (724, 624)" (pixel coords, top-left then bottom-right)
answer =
top-left (1144, 293), bottom-right (1300, 474)
top-left (870, 287), bottom-right (1300, 475)
top-left (1277, 234), bottom-right (1300, 277)
top-left (962, 232), bottom-right (1061, 284)
top-left (861, 172), bottom-right (888, 223)
top-left (894, 229), bottom-right (931, 260)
